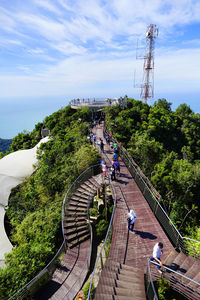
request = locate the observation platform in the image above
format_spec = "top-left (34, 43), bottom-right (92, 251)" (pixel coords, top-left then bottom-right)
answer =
top-left (70, 98), bottom-right (119, 110)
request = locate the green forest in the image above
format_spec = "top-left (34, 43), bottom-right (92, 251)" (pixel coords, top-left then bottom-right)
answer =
top-left (0, 105), bottom-right (99, 299)
top-left (1, 97), bottom-right (200, 298)
top-left (104, 98), bottom-right (200, 239)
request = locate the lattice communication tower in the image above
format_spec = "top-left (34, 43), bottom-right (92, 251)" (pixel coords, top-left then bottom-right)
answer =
top-left (140, 24), bottom-right (158, 102)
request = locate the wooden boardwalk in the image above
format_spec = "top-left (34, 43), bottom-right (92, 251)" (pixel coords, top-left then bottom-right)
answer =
top-left (34, 123), bottom-right (200, 300)
top-left (94, 123), bottom-right (174, 271)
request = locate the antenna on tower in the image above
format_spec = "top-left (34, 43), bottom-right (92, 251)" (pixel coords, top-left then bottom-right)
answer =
top-left (138, 24), bottom-right (158, 103)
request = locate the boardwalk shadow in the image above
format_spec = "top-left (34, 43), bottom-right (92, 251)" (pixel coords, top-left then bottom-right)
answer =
top-left (57, 265), bottom-right (70, 273)
top-left (120, 173), bottom-right (132, 180)
top-left (135, 230), bottom-right (157, 240)
top-left (34, 280), bottom-right (61, 299)
top-left (116, 178), bottom-right (129, 185)
top-left (165, 263), bottom-right (187, 274)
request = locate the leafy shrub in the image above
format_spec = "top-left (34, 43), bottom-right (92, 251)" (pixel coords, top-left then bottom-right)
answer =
top-left (95, 219), bottom-right (108, 238)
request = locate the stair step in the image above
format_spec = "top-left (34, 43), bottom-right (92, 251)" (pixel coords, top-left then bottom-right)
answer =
top-left (116, 280), bottom-right (144, 290)
top-left (115, 296), bottom-right (143, 300)
top-left (115, 287), bottom-right (145, 297)
top-left (165, 250), bottom-right (180, 268)
top-left (71, 195), bottom-right (89, 203)
top-left (64, 216), bottom-right (87, 223)
top-left (171, 252), bottom-right (187, 271)
top-left (120, 264), bottom-right (143, 274)
top-left (96, 285), bottom-right (114, 295)
top-left (68, 200), bottom-right (88, 209)
top-left (65, 211), bottom-right (87, 217)
top-left (117, 273), bottom-right (140, 283)
top-left (88, 177), bottom-right (101, 188)
top-left (100, 270), bottom-right (117, 280)
top-left (104, 264), bottom-right (119, 273)
top-left (84, 180), bottom-right (97, 189)
top-left (188, 272), bottom-right (200, 289)
top-left (178, 256), bottom-right (196, 275)
top-left (66, 205), bottom-right (86, 212)
top-left (184, 262), bottom-right (200, 284)
top-left (66, 229), bottom-right (90, 243)
top-left (117, 273), bottom-right (144, 284)
top-left (80, 182), bottom-right (96, 193)
top-left (65, 224), bottom-right (88, 235)
top-left (119, 269), bottom-right (142, 278)
top-left (67, 233), bottom-right (90, 248)
top-left (95, 294), bottom-right (113, 300)
top-left (73, 192), bottom-right (89, 199)
top-left (64, 221), bottom-right (87, 229)
top-left (76, 186), bottom-right (91, 194)
top-left (105, 259), bottom-right (120, 269)
top-left (98, 276), bottom-right (116, 287)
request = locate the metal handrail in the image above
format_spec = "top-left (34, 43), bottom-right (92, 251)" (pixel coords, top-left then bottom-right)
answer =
top-left (119, 146), bottom-right (200, 251)
top-left (9, 164), bottom-right (100, 300)
top-left (146, 259), bottom-right (159, 300)
top-left (87, 178), bottom-right (117, 299)
top-left (103, 126), bottom-right (200, 299)
top-left (150, 260), bottom-right (200, 288)
top-left (119, 145), bottom-right (182, 242)
top-left (61, 185), bottom-right (95, 300)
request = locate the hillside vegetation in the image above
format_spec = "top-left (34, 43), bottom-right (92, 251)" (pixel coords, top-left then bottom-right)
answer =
top-left (104, 98), bottom-right (200, 238)
top-left (0, 105), bottom-right (99, 299)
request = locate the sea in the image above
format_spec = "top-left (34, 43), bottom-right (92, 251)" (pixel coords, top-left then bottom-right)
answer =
top-left (0, 92), bottom-right (199, 139)
top-left (0, 96), bottom-right (70, 139)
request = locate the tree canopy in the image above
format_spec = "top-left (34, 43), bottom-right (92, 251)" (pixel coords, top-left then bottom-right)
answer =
top-left (104, 98), bottom-right (200, 237)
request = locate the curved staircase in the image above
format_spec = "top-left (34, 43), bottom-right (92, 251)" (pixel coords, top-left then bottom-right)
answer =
top-left (64, 176), bottom-right (101, 249)
top-left (34, 174), bottom-right (102, 300)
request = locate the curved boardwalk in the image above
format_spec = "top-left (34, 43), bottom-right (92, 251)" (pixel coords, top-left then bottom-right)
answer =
top-left (94, 123), bottom-right (200, 299)
top-left (94, 124), bottom-right (175, 299)
top-left (95, 123), bottom-right (174, 268)
top-left (34, 175), bottom-right (101, 300)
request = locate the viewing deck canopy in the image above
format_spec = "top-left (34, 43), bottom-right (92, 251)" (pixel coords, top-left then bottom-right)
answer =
top-left (70, 98), bottom-right (119, 110)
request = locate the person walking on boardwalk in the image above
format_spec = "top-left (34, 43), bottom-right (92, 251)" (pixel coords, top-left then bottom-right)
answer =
top-left (110, 166), bottom-right (116, 181)
top-left (150, 242), bottom-right (163, 274)
top-left (127, 209), bottom-right (136, 233)
top-left (100, 138), bottom-right (104, 153)
top-left (113, 152), bottom-right (118, 160)
top-left (113, 160), bottom-right (120, 176)
top-left (101, 162), bottom-right (107, 179)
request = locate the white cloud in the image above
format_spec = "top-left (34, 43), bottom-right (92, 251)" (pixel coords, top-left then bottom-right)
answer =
top-left (16, 13), bottom-right (67, 41)
top-left (51, 41), bottom-right (87, 55)
top-left (0, 0), bottom-right (200, 102)
top-left (28, 48), bottom-right (45, 54)
top-left (0, 45), bottom-right (199, 100)
top-left (33, 0), bottom-right (62, 15)
top-left (0, 38), bottom-right (23, 47)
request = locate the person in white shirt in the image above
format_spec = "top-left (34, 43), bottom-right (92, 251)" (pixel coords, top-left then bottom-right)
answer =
top-left (127, 209), bottom-right (136, 233)
top-left (150, 242), bottom-right (163, 274)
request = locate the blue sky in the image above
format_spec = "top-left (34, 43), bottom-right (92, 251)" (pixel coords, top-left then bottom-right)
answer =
top-left (1, 0), bottom-right (200, 138)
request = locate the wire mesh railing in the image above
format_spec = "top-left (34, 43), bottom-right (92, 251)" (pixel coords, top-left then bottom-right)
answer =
top-left (9, 164), bottom-right (101, 300)
top-left (149, 259), bottom-right (200, 300)
top-left (103, 125), bottom-right (200, 298)
top-left (146, 259), bottom-right (159, 300)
